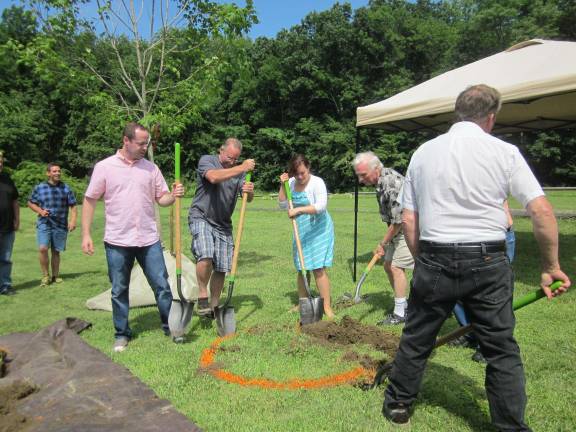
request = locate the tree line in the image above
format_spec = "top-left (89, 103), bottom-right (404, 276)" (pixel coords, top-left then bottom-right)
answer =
top-left (1, 0), bottom-right (575, 193)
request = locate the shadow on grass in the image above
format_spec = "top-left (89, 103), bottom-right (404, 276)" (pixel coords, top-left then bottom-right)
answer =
top-left (346, 251), bottom-right (376, 281)
top-left (513, 231), bottom-right (575, 288)
top-left (420, 361), bottom-right (493, 431)
top-left (354, 290), bottom-right (395, 321)
top-left (189, 293), bottom-right (265, 333)
top-left (237, 251), bottom-right (275, 266)
top-left (14, 271), bottom-right (102, 291)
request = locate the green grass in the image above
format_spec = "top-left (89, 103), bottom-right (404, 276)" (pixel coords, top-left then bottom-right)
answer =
top-left (1, 196), bottom-right (575, 431)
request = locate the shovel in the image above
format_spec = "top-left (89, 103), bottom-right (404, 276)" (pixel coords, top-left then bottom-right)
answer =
top-left (283, 181), bottom-right (324, 325)
top-left (168, 142), bottom-right (193, 343)
top-left (371, 281), bottom-right (565, 388)
top-left (338, 252), bottom-right (380, 305)
top-left (214, 172), bottom-right (252, 336)
top-left (435, 280), bottom-right (564, 347)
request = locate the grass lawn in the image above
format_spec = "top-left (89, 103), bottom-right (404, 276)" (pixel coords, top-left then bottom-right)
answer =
top-left (1, 194), bottom-right (575, 431)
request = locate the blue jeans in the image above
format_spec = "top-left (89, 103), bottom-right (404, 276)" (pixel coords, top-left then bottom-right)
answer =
top-left (454, 229), bottom-right (516, 328)
top-left (385, 248), bottom-right (531, 431)
top-left (0, 231), bottom-right (16, 292)
top-left (105, 241), bottom-right (173, 339)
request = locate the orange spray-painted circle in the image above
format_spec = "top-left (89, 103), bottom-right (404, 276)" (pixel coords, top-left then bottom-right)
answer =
top-left (199, 333), bottom-right (372, 390)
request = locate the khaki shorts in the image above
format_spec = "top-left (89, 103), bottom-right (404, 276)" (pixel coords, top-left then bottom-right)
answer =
top-left (384, 233), bottom-right (414, 269)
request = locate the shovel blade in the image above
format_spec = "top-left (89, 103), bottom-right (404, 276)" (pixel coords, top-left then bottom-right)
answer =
top-left (168, 300), bottom-right (194, 340)
top-left (215, 306), bottom-right (236, 336)
top-left (299, 297), bottom-right (324, 325)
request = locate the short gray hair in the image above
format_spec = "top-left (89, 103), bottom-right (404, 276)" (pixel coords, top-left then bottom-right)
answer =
top-left (352, 151), bottom-right (383, 171)
top-left (221, 137), bottom-right (242, 152)
top-left (455, 84), bottom-right (501, 123)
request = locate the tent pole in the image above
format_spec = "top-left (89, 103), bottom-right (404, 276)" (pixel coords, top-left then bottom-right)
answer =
top-left (353, 127), bottom-right (360, 282)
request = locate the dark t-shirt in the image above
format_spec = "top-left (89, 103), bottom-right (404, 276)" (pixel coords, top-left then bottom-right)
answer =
top-left (188, 155), bottom-right (244, 233)
top-left (0, 172), bottom-right (19, 233)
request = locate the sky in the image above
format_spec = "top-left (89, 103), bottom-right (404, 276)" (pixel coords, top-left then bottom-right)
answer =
top-left (0, 0), bottom-right (371, 39)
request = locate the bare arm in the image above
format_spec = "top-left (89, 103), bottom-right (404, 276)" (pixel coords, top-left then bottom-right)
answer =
top-left (526, 196), bottom-right (571, 297)
top-left (375, 223), bottom-right (403, 256)
top-left (81, 197), bottom-right (97, 255)
top-left (68, 206), bottom-right (77, 231)
top-left (157, 182), bottom-right (185, 207)
top-left (12, 200), bottom-right (19, 231)
top-left (402, 209), bottom-right (419, 257)
top-left (205, 159), bottom-right (255, 184)
top-left (28, 201), bottom-right (50, 217)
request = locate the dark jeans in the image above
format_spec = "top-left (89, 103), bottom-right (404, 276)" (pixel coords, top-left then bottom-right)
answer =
top-left (454, 229), bottom-right (516, 332)
top-left (0, 231), bottom-right (15, 292)
top-left (384, 247), bottom-right (531, 432)
top-left (105, 241), bottom-right (173, 339)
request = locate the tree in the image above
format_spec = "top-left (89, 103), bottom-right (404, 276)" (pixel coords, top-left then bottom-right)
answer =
top-left (27, 0), bottom-right (257, 161)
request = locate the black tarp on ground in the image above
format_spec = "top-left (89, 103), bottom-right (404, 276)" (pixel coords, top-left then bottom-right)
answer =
top-left (0, 318), bottom-right (201, 432)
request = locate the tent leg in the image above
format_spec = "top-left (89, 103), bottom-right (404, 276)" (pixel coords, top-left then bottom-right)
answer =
top-left (353, 128), bottom-right (360, 282)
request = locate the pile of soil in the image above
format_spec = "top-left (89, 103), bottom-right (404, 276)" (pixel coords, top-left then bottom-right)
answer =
top-left (0, 381), bottom-right (36, 432)
top-left (300, 315), bottom-right (401, 359)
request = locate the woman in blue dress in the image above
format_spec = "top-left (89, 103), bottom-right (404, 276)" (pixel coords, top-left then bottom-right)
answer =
top-left (278, 154), bottom-right (335, 319)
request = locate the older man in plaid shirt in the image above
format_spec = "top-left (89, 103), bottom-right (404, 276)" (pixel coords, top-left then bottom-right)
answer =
top-left (353, 152), bottom-right (414, 325)
top-left (28, 163), bottom-right (77, 286)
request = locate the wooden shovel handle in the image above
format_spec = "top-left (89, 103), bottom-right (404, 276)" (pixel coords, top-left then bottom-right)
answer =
top-left (230, 172), bottom-right (252, 278)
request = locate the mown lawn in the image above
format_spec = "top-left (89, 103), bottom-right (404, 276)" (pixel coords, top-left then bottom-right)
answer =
top-left (1, 194), bottom-right (575, 431)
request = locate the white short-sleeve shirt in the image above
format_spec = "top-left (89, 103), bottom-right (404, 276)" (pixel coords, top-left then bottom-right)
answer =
top-left (402, 122), bottom-right (544, 242)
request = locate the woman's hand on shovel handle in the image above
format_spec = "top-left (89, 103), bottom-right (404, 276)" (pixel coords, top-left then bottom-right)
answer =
top-left (279, 173), bottom-right (289, 183)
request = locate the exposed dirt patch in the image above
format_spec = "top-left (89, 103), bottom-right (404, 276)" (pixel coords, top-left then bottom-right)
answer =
top-left (0, 347), bottom-right (7, 378)
top-left (0, 380), bottom-right (37, 432)
top-left (218, 345), bottom-right (241, 353)
top-left (300, 315), bottom-right (400, 358)
top-left (196, 361), bottom-right (226, 376)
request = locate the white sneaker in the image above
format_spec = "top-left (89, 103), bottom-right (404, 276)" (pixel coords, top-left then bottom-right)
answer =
top-left (113, 337), bottom-right (129, 353)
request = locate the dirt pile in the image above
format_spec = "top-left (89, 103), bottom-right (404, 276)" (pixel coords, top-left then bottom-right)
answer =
top-left (300, 315), bottom-right (400, 359)
top-left (0, 381), bottom-right (37, 432)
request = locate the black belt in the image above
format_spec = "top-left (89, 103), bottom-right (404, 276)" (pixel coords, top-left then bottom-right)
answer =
top-left (419, 240), bottom-right (506, 254)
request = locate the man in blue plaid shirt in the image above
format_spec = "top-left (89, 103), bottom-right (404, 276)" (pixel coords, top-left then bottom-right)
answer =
top-left (28, 163), bottom-right (77, 286)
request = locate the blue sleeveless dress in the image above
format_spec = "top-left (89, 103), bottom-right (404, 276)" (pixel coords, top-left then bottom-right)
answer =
top-left (291, 191), bottom-right (334, 271)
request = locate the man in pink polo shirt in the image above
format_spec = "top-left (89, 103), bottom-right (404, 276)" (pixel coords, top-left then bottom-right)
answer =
top-left (82, 122), bottom-right (185, 353)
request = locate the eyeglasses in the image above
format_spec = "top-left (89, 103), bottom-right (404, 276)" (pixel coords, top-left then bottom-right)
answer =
top-left (221, 153), bottom-right (238, 163)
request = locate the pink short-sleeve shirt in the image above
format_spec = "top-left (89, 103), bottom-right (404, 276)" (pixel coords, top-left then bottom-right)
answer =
top-left (85, 151), bottom-right (169, 247)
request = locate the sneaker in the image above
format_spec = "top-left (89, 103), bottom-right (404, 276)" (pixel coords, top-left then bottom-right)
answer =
top-left (383, 402), bottom-right (411, 426)
top-left (471, 349), bottom-right (487, 364)
top-left (40, 276), bottom-right (51, 287)
top-left (377, 313), bottom-right (406, 326)
top-left (197, 297), bottom-right (212, 317)
top-left (113, 337), bottom-right (129, 353)
top-left (0, 286), bottom-right (16, 296)
top-left (51, 276), bottom-right (63, 284)
top-left (447, 334), bottom-right (478, 349)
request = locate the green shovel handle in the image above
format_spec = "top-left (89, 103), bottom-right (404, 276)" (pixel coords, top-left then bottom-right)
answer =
top-left (175, 142), bottom-right (181, 182)
top-left (512, 280), bottom-right (563, 309)
top-left (245, 171), bottom-right (252, 184)
top-left (283, 180), bottom-right (292, 202)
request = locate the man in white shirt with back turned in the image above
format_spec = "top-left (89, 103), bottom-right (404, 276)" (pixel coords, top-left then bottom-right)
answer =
top-left (382, 84), bottom-right (571, 431)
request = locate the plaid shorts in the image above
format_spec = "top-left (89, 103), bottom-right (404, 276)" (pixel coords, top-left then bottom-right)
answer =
top-left (189, 219), bottom-right (233, 273)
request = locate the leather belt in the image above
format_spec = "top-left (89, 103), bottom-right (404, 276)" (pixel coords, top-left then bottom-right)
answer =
top-left (419, 240), bottom-right (506, 254)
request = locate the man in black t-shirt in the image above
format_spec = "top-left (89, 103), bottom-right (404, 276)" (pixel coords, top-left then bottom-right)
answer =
top-left (0, 152), bottom-right (20, 295)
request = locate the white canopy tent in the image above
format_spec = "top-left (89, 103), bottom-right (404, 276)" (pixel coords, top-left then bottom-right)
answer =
top-left (357, 39), bottom-right (576, 133)
top-left (351, 39), bottom-right (576, 280)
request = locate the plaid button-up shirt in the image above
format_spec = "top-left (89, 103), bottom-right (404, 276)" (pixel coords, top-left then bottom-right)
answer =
top-left (375, 168), bottom-right (404, 226)
top-left (29, 181), bottom-right (77, 229)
